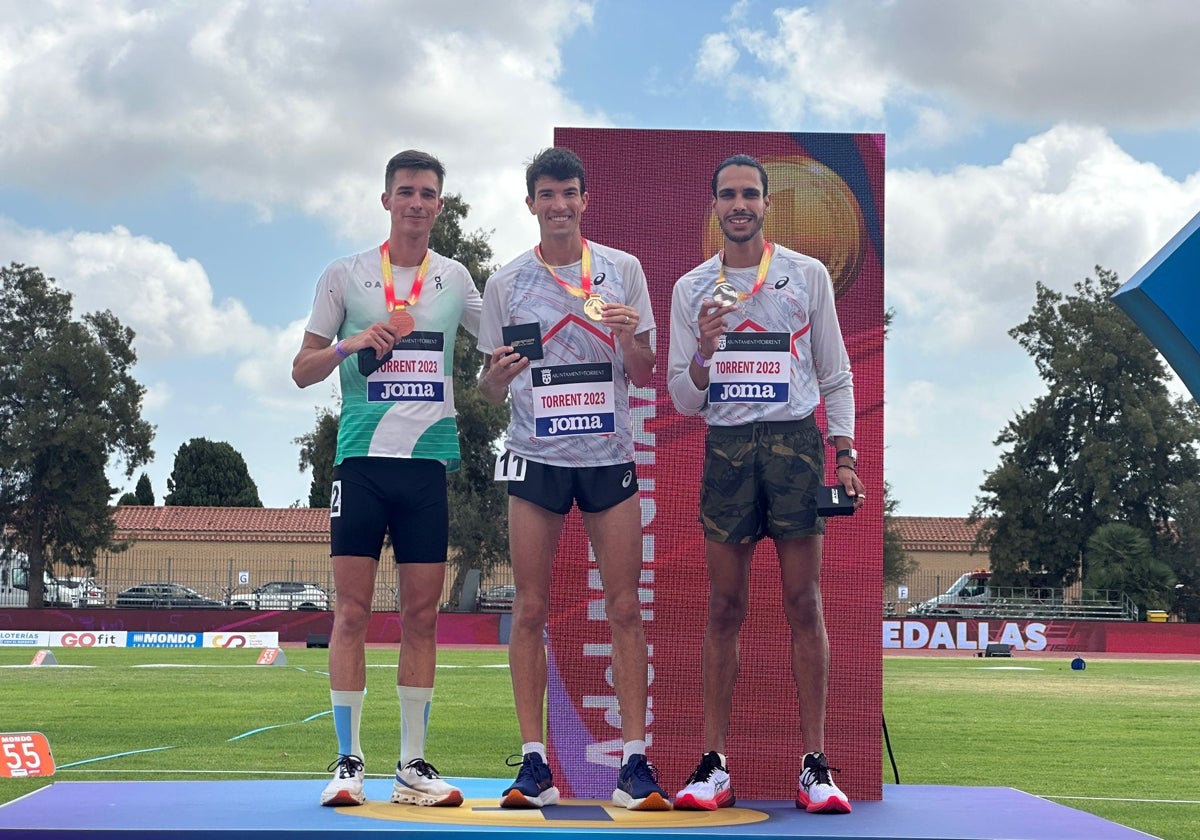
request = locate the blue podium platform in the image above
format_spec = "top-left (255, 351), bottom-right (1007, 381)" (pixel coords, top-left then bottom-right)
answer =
top-left (0, 777), bottom-right (1155, 840)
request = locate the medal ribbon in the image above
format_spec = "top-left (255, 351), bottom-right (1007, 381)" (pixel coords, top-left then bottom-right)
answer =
top-left (535, 237), bottom-right (594, 300)
top-left (380, 241), bottom-right (430, 312)
top-left (715, 241), bottom-right (774, 301)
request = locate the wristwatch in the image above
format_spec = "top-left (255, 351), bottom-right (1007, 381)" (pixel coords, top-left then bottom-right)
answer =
top-left (835, 448), bottom-right (857, 468)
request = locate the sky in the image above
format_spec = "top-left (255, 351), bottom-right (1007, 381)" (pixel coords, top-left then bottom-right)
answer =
top-left (2, 0), bottom-right (1200, 518)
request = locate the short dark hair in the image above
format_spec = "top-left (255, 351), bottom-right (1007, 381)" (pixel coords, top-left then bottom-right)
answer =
top-left (526, 147), bottom-right (587, 199)
top-left (385, 149), bottom-right (445, 193)
top-left (711, 154), bottom-right (768, 197)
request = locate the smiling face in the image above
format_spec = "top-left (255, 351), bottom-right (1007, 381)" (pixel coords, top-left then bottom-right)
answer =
top-left (382, 167), bottom-right (443, 238)
top-left (713, 164), bottom-right (770, 245)
top-left (526, 175), bottom-right (588, 244)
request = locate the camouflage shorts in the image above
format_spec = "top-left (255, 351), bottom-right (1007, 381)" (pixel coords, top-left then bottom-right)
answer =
top-left (700, 416), bottom-right (825, 544)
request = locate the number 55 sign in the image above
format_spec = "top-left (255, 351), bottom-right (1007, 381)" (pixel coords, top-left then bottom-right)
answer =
top-left (1, 732), bottom-right (55, 778)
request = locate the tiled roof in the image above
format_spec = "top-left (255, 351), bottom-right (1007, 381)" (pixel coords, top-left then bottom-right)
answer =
top-left (893, 516), bottom-right (984, 552)
top-left (111, 507), bottom-right (979, 552)
top-left (113, 506), bottom-right (328, 543)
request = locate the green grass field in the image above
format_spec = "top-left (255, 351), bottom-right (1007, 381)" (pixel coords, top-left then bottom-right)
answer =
top-left (1, 647), bottom-right (1196, 839)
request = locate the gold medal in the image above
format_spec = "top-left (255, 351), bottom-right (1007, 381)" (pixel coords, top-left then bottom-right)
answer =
top-left (583, 294), bottom-right (606, 321)
top-left (390, 308), bottom-right (415, 337)
top-left (712, 283), bottom-right (739, 307)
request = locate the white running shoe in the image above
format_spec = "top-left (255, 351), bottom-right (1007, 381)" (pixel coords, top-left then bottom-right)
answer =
top-left (320, 754), bottom-right (365, 806)
top-left (391, 758), bottom-right (464, 807)
top-left (674, 751), bottom-right (735, 810)
top-left (796, 751), bottom-right (851, 814)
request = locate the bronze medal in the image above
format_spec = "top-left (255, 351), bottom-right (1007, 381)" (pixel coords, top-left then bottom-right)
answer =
top-left (583, 294), bottom-right (606, 321)
top-left (713, 283), bottom-right (739, 307)
top-left (390, 308), bottom-right (415, 337)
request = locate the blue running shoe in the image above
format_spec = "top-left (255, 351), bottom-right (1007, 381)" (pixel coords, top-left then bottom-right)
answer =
top-left (500, 752), bottom-right (559, 808)
top-left (613, 754), bottom-right (671, 811)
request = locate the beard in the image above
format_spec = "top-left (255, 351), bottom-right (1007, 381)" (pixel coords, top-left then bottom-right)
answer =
top-left (719, 214), bottom-right (764, 244)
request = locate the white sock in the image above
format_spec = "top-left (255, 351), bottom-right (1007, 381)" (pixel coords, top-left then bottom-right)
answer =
top-left (522, 741), bottom-right (547, 761)
top-left (330, 689), bottom-right (365, 762)
top-left (623, 739), bottom-right (647, 763)
top-left (398, 685), bottom-right (433, 766)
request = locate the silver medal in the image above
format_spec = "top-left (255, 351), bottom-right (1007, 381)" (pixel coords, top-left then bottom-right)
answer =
top-left (712, 283), bottom-right (739, 307)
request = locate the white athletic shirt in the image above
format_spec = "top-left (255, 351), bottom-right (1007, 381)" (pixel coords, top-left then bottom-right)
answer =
top-left (666, 244), bottom-right (854, 440)
top-left (304, 246), bottom-right (482, 470)
top-left (478, 242), bottom-right (656, 467)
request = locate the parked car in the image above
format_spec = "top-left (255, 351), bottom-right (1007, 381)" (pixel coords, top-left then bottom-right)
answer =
top-left (116, 583), bottom-right (224, 609)
top-left (229, 581), bottom-right (329, 611)
top-left (59, 576), bottom-right (106, 607)
top-left (476, 584), bottom-right (515, 612)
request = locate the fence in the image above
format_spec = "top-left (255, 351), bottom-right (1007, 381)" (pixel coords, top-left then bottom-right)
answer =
top-left (54, 550), bottom-right (514, 614)
top-left (886, 569), bottom-right (1136, 620)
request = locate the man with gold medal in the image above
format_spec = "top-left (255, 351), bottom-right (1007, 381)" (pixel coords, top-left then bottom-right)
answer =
top-left (667, 155), bottom-right (863, 815)
top-left (477, 147), bottom-right (666, 811)
top-left (293, 150), bottom-right (482, 809)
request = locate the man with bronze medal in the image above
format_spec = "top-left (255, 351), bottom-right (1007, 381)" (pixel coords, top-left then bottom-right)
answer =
top-left (477, 148), bottom-right (667, 811)
top-left (293, 150), bottom-right (482, 809)
top-left (666, 155), bottom-right (864, 814)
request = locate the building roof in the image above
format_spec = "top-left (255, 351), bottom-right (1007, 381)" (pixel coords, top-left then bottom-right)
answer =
top-left (112, 506), bottom-right (979, 552)
top-left (113, 506), bottom-right (328, 543)
top-left (892, 516), bottom-right (983, 552)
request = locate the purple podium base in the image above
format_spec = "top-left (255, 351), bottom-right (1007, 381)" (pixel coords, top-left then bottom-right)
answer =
top-left (0, 777), bottom-right (1154, 839)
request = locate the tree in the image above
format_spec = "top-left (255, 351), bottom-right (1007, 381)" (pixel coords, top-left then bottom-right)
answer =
top-left (294, 407), bottom-right (338, 508)
top-left (971, 267), bottom-right (1200, 592)
top-left (165, 438), bottom-right (262, 506)
top-left (1159, 481), bottom-right (1200, 622)
top-left (0, 263), bottom-right (154, 606)
top-left (430, 195), bottom-right (510, 604)
top-left (882, 481), bottom-right (917, 586)
top-left (118, 472), bottom-right (155, 506)
top-left (1085, 522), bottom-right (1175, 617)
top-left (134, 472), bottom-right (155, 505)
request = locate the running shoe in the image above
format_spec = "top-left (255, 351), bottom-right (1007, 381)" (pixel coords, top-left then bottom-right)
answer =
top-left (613, 753), bottom-right (671, 811)
top-left (674, 750), bottom-right (735, 810)
top-left (795, 751), bottom-right (851, 814)
top-left (320, 754), bottom-right (365, 806)
top-left (500, 752), bottom-right (560, 808)
top-left (390, 758), bottom-right (463, 806)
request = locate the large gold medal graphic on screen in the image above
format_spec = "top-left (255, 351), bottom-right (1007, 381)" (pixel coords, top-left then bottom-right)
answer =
top-left (705, 155), bottom-right (866, 299)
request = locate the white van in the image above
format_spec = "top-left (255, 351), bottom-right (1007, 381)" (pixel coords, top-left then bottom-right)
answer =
top-left (0, 551), bottom-right (74, 608)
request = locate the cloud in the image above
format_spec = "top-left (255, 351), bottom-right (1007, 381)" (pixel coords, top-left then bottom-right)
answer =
top-left (696, 1), bottom-right (1200, 135)
top-left (858, 0), bottom-right (1200, 128)
top-left (0, 218), bottom-right (271, 357)
top-left (235, 316), bottom-right (341, 414)
top-left (0, 1), bottom-right (604, 261)
top-left (693, 6), bottom-right (892, 128)
top-left (887, 123), bottom-right (1200, 355)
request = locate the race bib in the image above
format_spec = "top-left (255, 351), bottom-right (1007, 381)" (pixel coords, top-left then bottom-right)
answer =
top-left (708, 332), bottom-right (790, 404)
top-left (494, 450), bottom-right (528, 481)
top-left (366, 331), bottom-right (445, 403)
top-left (531, 362), bottom-right (616, 437)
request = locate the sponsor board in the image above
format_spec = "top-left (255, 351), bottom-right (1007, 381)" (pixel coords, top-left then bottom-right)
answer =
top-left (50, 631), bottom-right (127, 648)
top-left (127, 631), bottom-right (204, 648)
top-left (204, 632), bottom-right (279, 649)
top-left (0, 631), bottom-right (48, 647)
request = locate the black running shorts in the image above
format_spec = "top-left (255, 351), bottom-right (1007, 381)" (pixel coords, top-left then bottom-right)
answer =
top-left (507, 458), bottom-right (638, 515)
top-left (330, 456), bottom-right (448, 563)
